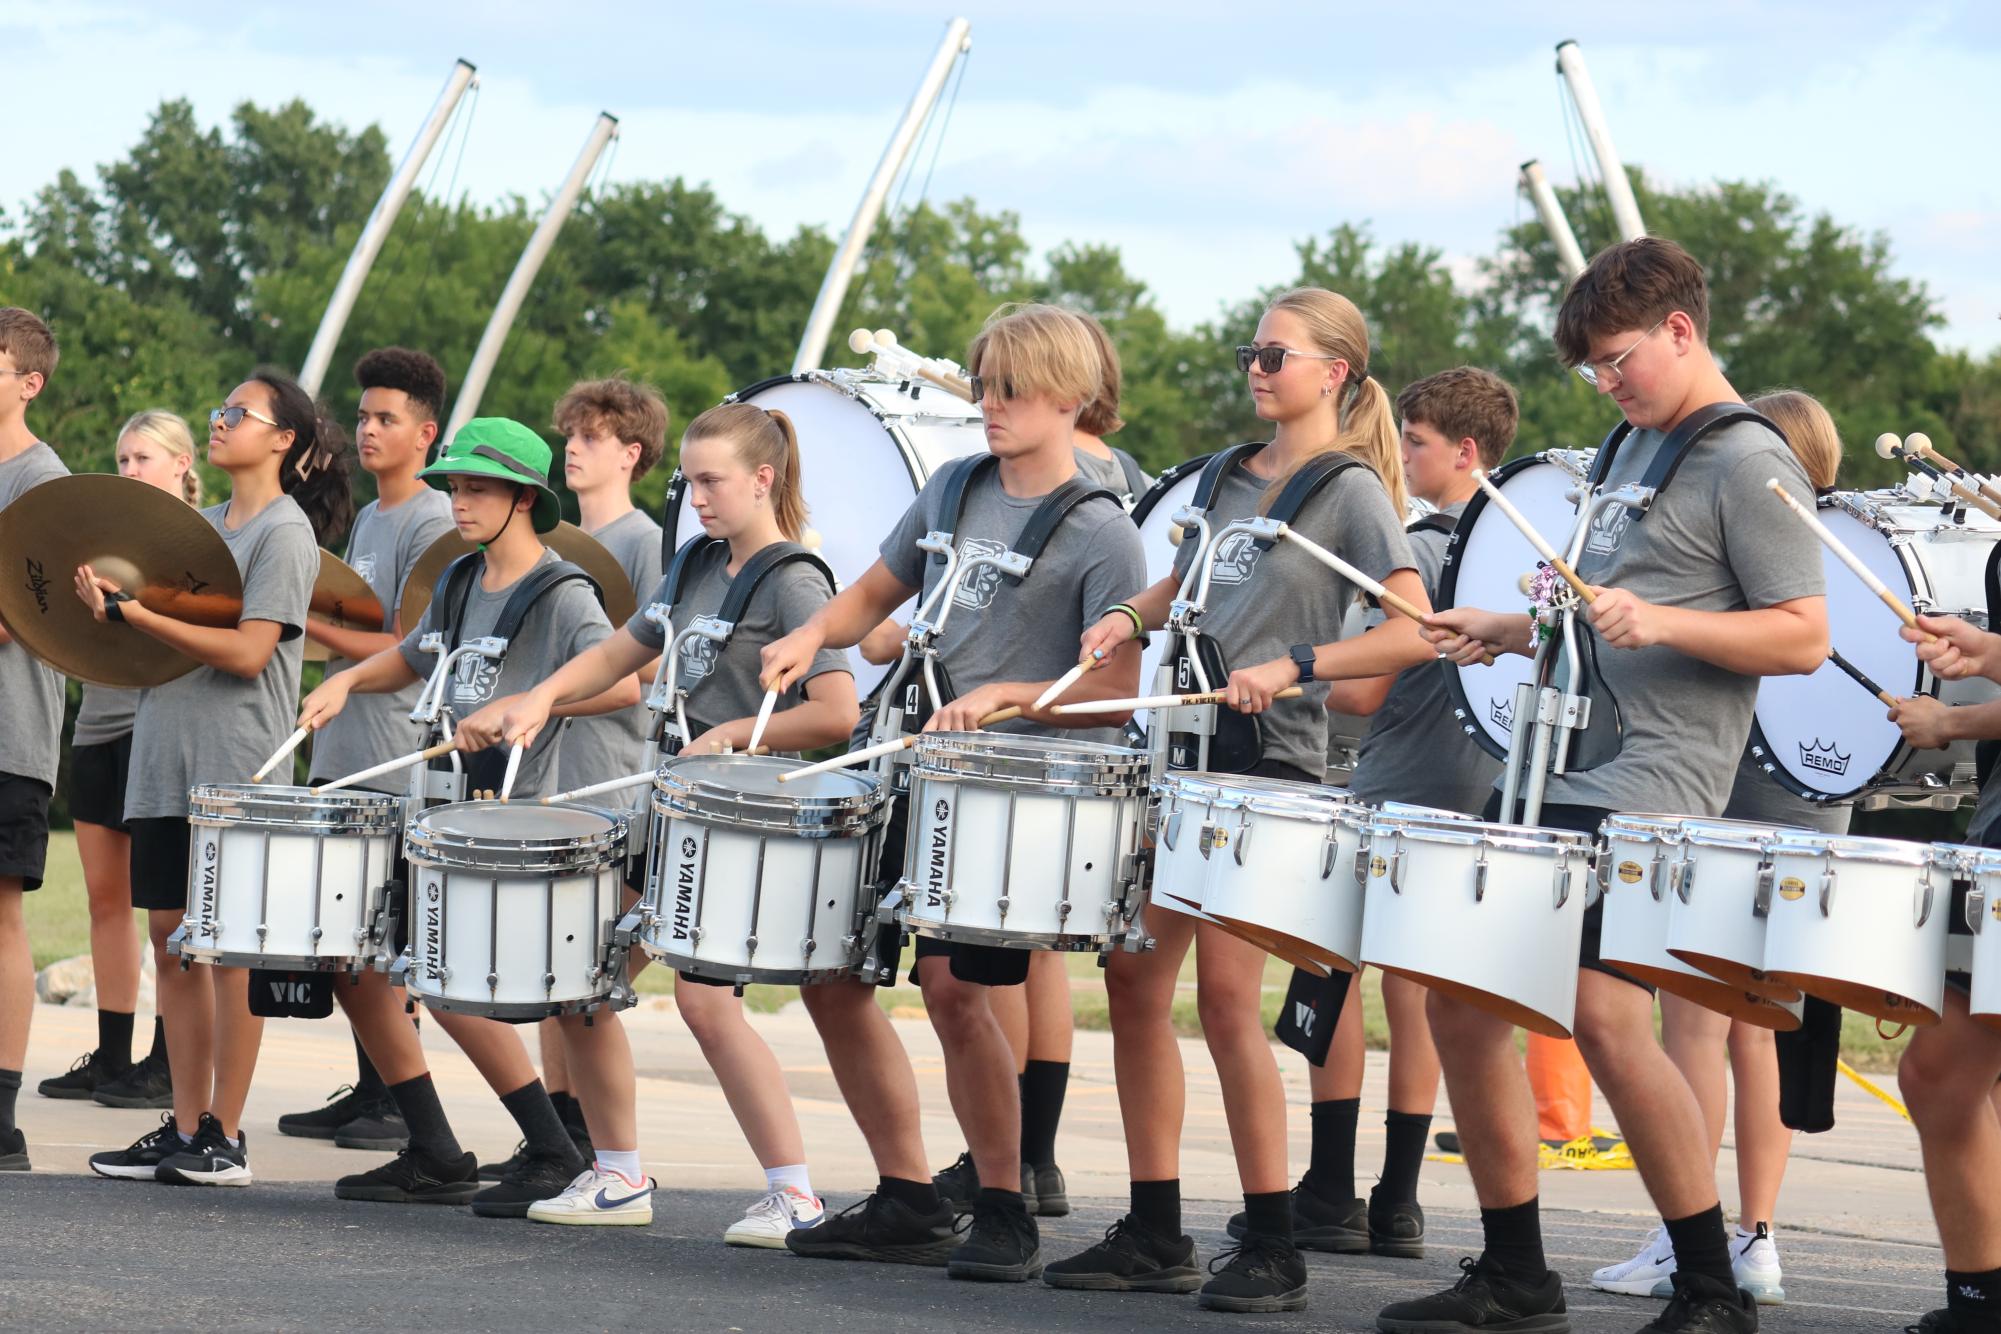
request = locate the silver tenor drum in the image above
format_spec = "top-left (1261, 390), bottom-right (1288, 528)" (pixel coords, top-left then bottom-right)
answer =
top-left (1148, 771), bottom-right (1229, 923)
top-left (400, 801), bottom-right (631, 1019)
top-left (1664, 817), bottom-right (1801, 1003)
top-left (1958, 847), bottom-right (2001, 1031)
top-left (1189, 776), bottom-right (1368, 976)
top-left (637, 754), bottom-right (889, 986)
top-left (896, 733), bottom-right (1146, 951)
top-left (179, 784), bottom-right (401, 970)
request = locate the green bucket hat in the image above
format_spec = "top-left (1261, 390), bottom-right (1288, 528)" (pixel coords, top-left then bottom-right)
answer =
top-left (420, 417), bottom-right (563, 534)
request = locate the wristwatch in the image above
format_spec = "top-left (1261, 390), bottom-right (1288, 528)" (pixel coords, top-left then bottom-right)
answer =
top-left (1289, 643), bottom-right (1316, 684)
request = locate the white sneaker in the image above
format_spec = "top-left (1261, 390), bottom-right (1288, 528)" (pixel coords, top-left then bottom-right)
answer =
top-left (723, 1186), bottom-right (825, 1247)
top-left (1591, 1224), bottom-right (1677, 1297)
top-left (1731, 1224), bottom-right (1786, 1304)
top-left (525, 1166), bottom-right (654, 1226)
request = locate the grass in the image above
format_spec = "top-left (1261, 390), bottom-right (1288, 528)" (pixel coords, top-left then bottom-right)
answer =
top-left (28, 830), bottom-right (1911, 1070)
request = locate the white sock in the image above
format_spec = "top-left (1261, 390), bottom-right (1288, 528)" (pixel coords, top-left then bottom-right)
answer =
top-left (765, 1163), bottom-right (814, 1199)
top-left (596, 1149), bottom-right (643, 1184)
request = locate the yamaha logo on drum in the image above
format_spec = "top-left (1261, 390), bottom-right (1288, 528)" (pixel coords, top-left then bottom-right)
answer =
top-left (925, 797), bottom-right (951, 910)
top-left (1778, 877), bottom-right (1806, 901)
top-left (680, 835), bottom-right (698, 859)
top-left (198, 835), bottom-right (219, 923)
top-left (422, 878), bottom-right (443, 972)
top-left (426, 881), bottom-right (440, 903)
top-left (933, 798), bottom-right (950, 822)
top-left (1798, 738), bottom-right (1851, 776)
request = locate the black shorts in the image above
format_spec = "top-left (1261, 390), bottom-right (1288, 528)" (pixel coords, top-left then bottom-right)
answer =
top-left (0, 772), bottom-right (53, 892)
top-left (128, 816), bottom-right (192, 911)
top-left (1478, 793), bottom-right (1644, 993)
top-left (68, 734), bottom-right (134, 832)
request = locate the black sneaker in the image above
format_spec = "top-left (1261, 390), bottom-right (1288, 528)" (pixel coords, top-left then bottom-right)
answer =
top-left (38, 1048), bottom-right (131, 1100)
top-left (0, 1126), bottom-right (28, 1171)
top-left (1369, 1187), bottom-right (1426, 1259)
top-left (1377, 1255), bottom-right (1570, 1333)
top-left (479, 1140), bottom-right (528, 1182)
top-left (1198, 1232), bottom-right (1308, 1313)
top-left (1226, 1181), bottom-right (1367, 1253)
top-left (469, 1150), bottom-right (581, 1218)
top-left (1044, 1215), bottom-right (1202, 1293)
top-left (1640, 1272), bottom-right (1759, 1334)
top-left (933, 1151), bottom-right (979, 1216)
top-left (1908, 1309), bottom-right (2001, 1333)
top-left (1029, 1162), bottom-right (1068, 1217)
top-left (784, 1192), bottom-right (962, 1266)
top-left (89, 1115), bottom-right (181, 1181)
top-left (91, 1051), bottom-right (173, 1110)
top-left (948, 1196), bottom-right (1042, 1282)
top-left (278, 1084), bottom-right (368, 1140)
top-left (335, 1146), bottom-right (481, 1205)
top-left (332, 1099), bottom-right (409, 1152)
top-left (155, 1112), bottom-right (252, 1187)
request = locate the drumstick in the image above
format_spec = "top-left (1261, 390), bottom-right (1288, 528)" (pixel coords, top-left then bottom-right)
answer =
top-left (1826, 648), bottom-right (1896, 708)
top-left (1272, 526), bottom-right (1495, 666)
top-left (1876, 434), bottom-right (2001, 519)
top-left (498, 741), bottom-right (525, 802)
top-left (251, 726), bottom-right (309, 784)
top-left (1906, 433), bottom-right (2001, 509)
top-left (1031, 652), bottom-right (1103, 711)
top-left (746, 687), bottom-right (780, 755)
top-left (543, 770), bottom-right (655, 805)
top-left (1766, 479), bottom-right (1934, 641)
top-left (1053, 685), bottom-right (1307, 715)
top-left (1470, 468), bottom-right (1596, 605)
top-left (313, 740), bottom-right (455, 795)
top-left (777, 705), bottom-right (1025, 784)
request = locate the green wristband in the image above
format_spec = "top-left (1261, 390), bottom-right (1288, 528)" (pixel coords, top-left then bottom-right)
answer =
top-left (1108, 603), bottom-right (1144, 641)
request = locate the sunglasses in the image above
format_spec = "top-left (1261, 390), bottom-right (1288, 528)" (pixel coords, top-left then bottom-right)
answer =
top-left (968, 374), bottom-right (1016, 403)
top-left (210, 405), bottom-right (281, 431)
top-left (1236, 345), bottom-right (1338, 375)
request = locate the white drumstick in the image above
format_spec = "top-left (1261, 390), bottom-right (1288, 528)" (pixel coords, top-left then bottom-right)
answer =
top-left (1767, 478), bottom-right (1930, 636)
top-left (498, 740), bottom-right (525, 802)
top-left (1470, 468), bottom-right (1596, 604)
top-left (1054, 686), bottom-right (1306, 714)
top-left (777, 705), bottom-right (1025, 784)
top-left (313, 740), bottom-right (456, 795)
top-left (251, 726), bottom-right (309, 784)
top-left (1031, 653), bottom-right (1100, 711)
top-left (746, 687), bottom-right (779, 755)
top-left (542, 770), bottom-right (655, 805)
top-left (1273, 526), bottom-right (1494, 665)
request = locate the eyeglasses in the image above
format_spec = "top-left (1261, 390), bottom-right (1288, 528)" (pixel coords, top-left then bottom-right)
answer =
top-left (968, 374), bottom-right (1016, 403)
top-left (210, 405), bottom-right (281, 431)
top-left (0, 368), bottom-right (38, 381)
top-left (1573, 318), bottom-right (1666, 388)
top-left (1236, 345), bottom-right (1338, 375)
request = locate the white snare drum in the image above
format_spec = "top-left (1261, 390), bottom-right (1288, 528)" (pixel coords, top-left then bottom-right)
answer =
top-left (1664, 817), bottom-right (1800, 1003)
top-left (638, 754), bottom-right (888, 986)
top-left (1359, 808), bottom-right (1595, 1037)
top-left (1149, 771), bottom-right (1228, 922)
top-left (179, 784), bottom-right (400, 970)
top-left (1748, 492), bottom-right (2001, 802)
top-left (1198, 777), bottom-right (1366, 975)
top-left (1598, 814), bottom-right (1800, 1030)
top-left (897, 733), bottom-right (1146, 950)
top-left (1760, 831), bottom-right (1955, 1024)
top-left (671, 371), bottom-right (988, 696)
top-left (1959, 848), bottom-right (2001, 1031)
top-left (401, 801), bottom-right (630, 1019)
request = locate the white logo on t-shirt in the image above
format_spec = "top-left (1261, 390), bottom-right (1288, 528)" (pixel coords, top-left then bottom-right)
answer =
top-left (449, 654), bottom-right (501, 708)
top-left (1209, 532), bottom-right (1263, 586)
top-left (677, 636), bottom-right (719, 687)
top-left (351, 554), bottom-right (377, 585)
top-left (951, 538), bottom-right (1008, 611)
top-left (1584, 504), bottom-right (1633, 557)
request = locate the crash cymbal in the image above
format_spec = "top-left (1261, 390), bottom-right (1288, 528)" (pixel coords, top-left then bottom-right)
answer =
top-left (303, 549), bottom-right (387, 663)
top-left (0, 474), bottom-right (243, 688)
top-left (399, 521), bottom-right (640, 637)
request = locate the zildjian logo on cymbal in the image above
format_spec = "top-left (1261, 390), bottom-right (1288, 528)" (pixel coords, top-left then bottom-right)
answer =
top-left (23, 558), bottom-right (51, 613)
top-left (182, 571), bottom-right (210, 595)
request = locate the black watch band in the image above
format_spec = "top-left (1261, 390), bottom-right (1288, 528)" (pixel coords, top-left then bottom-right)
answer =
top-left (104, 590), bottom-right (134, 623)
top-left (1289, 643), bottom-right (1315, 684)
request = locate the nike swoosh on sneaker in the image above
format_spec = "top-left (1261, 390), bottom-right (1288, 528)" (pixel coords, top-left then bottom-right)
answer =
top-left (594, 1184), bottom-right (650, 1209)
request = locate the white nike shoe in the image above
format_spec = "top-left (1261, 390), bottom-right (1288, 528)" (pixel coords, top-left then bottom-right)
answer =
top-left (525, 1166), bottom-right (654, 1226)
top-left (1731, 1223), bottom-right (1786, 1304)
top-left (723, 1186), bottom-right (825, 1248)
top-left (1591, 1224), bottom-right (1677, 1297)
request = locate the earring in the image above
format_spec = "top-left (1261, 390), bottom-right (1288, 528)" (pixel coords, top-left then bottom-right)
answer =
top-left (1321, 386), bottom-right (1332, 398)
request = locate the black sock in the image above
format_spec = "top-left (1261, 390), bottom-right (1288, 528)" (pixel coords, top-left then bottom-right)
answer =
top-left (1131, 1178), bottom-right (1182, 1238)
top-left (1377, 1109), bottom-right (1432, 1205)
top-left (354, 1031), bottom-right (387, 1098)
top-left (1480, 1197), bottom-right (1547, 1281)
top-left (498, 1079), bottom-right (581, 1167)
top-left (1243, 1189), bottom-right (1293, 1243)
top-left (1947, 1266), bottom-right (2001, 1316)
top-left (552, 1090), bottom-right (586, 1131)
top-left (877, 1175), bottom-right (942, 1215)
top-left (147, 1015), bottom-right (168, 1064)
top-left (978, 1184), bottom-right (1029, 1217)
top-left (388, 1074), bottom-right (462, 1161)
top-left (1663, 1203), bottom-right (1734, 1288)
top-left (1018, 1059), bottom-right (1069, 1169)
top-left (0, 1069), bottom-right (19, 1135)
top-left (97, 1009), bottom-right (135, 1068)
top-left (1302, 1096), bottom-right (1359, 1202)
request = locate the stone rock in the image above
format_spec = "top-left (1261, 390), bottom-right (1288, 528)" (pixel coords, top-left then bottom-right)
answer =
top-left (35, 955), bottom-right (93, 1005)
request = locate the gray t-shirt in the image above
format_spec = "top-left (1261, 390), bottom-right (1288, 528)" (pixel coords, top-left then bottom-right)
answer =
top-left (1349, 501), bottom-right (1500, 815)
top-left (1170, 456), bottom-right (1415, 781)
top-left (126, 497), bottom-right (319, 820)
top-left (1720, 748), bottom-right (1851, 833)
top-left (1544, 418), bottom-right (1825, 816)
top-left (1074, 445), bottom-right (1150, 501)
top-left (0, 442), bottom-right (70, 787)
top-left (559, 509), bottom-right (664, 791)
top-left (879, 461), bottom-right (1147, 747)
top-left (627, 539), bottom-right (849, 756)
top-left (73, 684), bottom-right (139, 748)
top-left (307, 489), bottom-right (456, 791)
top-left (397, 548), bottom-right (613, 802)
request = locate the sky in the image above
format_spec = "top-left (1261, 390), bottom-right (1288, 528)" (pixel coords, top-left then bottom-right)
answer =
top-left (5, 3), bottom-right (1997, 355)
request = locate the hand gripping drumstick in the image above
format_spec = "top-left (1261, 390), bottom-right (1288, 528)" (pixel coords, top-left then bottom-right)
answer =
top-left (1470, 468), bottom-right (1596, 605)
top-left (1766, 479), bottom-right (1934, 642)
top-left (251, 726), bottom-right (309, 784)
top-left (498, 741), bottom-right (525, 802)
top-left (777, 705), bottom-right (1026, 785)
top-left (312, 740), bottom-right (457, 795)
top-left (1266, 524), bottom-right (1495, 666)
top-left (1053, 685), bottom-right (1306, 715)
top-left (746, 686), bottom-right (780, 755)
top-left (1031, 651), bottom-right (1105, 711)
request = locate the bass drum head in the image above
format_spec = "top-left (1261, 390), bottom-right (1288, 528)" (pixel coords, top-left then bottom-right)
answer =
top-left (1129, 457), bottom-right (1210, 735)
top-left (667, 375), bottom-right (988, 695)
top-left (1436, 454), bottom-right (1592, 760)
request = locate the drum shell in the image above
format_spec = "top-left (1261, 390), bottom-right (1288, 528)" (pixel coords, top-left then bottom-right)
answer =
top-left (1761, 833), bottom-right (1953, 1024)
top-left (1149, 772), bottom-right (1226, 922)
top-left (1665, 818), bottom-right (1801, 1002)
top-left (1956, 849), bottom-right (2001, 1031)
top-left (1198, 779), bottom-right (1366, 975)
top-left (1359, 814), bottom-right (1593, 1038)
top-left (181, 784), bottom-right (400, 971)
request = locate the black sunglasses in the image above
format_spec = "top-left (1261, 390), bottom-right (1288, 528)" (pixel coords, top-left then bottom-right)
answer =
top-left (968, 373), bottom-right (1017, 403)
top-left (209, 405), bottom-right (282, 431)
top-left (1235, 344), bottom-right (1338, 375)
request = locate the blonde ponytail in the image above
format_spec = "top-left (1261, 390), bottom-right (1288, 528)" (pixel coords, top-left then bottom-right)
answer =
top-left (1257, 287), bottom-right (1407, 518)
top-left (765, 408), bottom-right (807, 542)
top-left (682, 402), bottom-right (810, 542)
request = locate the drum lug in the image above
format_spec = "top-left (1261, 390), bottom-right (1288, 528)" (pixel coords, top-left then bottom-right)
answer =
top-left (689, 926), bottom-right (705, 945)
top-left (1647, 850), bottom-right (1665, 902)
top-left (1818, 869), bottom-right (1837, 918)
top-left (1970, 888), bottom-right (1988, 935)
top-left (486, 971), bottom-right (499, 993)
top-left (1353, 839), bottom-right (1371, 890)
top-left (1163, 810), bottom-right (1182, 852)
top-left (1197, 822), bottom-right (1214, 861)
top-left (1320, 832), bottom-right (1336, 881)
top-left (1913, 876), bottom-right (1933, 931)
top-left (1232, 813), bottom-right (1252, 867)
top-left (1553, 861), bottom-right (1574, 911)
top-left (800, 936), bottom-right (816, 958)
top-left (745, 933), bottom-right (760, 958)
top-left (309, 927), bottom-right (324, 944)
top-left (1474, 849), bottom-right (1489, 903)
top-left (543, 971), bottom-right (558, 992)
top-left (1753, 862), bottom-right (1775, 918)
top-left (1672, 856), bottom-right (1693, 906)
top-left (1388, 848), bottom-right (1405, 895)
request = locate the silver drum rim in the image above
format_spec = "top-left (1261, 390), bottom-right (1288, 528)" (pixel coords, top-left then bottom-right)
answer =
top-left (405, 800), bottom-right (626, 874)
top-left (652, 754), bottom-right (887, 838)
top-left (912, 731), bottom-right (1146, 796)
top-left (190, 783), bottom-right (402, 835)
